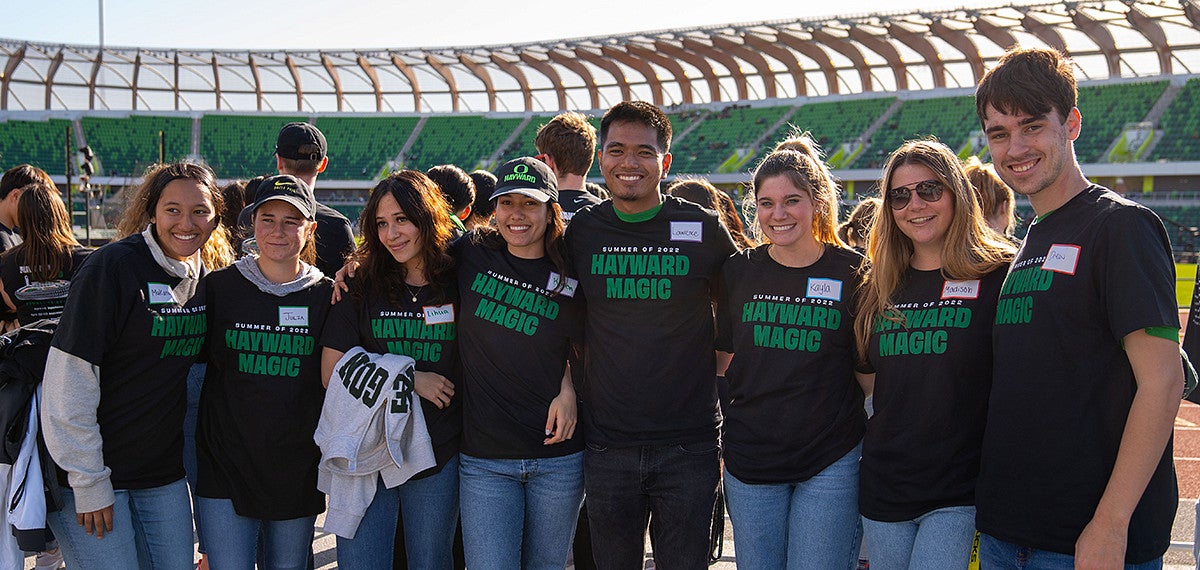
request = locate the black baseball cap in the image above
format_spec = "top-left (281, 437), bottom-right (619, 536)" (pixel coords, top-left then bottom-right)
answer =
top-left (275, 122), bottom-right (327, 161)
top-left (250, 175), bottom-right (316, 220)
top-left (490, 157), bottom-right (558, 203)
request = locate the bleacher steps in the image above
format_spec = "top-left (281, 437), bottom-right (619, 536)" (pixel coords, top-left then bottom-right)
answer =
top-left (487, 115), bottom-right (533, 169)
top-left (395, 116), bottom-right (427, 168)
top-left (671, 111), bottom-right (711, 146)
top-left (1146, 82), bottom-right (1183, 125)
top-left (846, 99), bottom-right (905, 168)
top-left (190, 117), bottom-right (202, 161)
top-left (748, 106), bottom-right (801, 154)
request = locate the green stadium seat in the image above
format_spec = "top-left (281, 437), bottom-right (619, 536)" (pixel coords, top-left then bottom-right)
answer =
top-left (0, 118), bottom-right (74, 175)
top-left (81, 115), bottom-right (191, 177)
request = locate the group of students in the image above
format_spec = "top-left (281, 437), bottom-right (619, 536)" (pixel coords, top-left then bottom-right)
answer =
top-left (1, 43), bottom-right (1181, 570)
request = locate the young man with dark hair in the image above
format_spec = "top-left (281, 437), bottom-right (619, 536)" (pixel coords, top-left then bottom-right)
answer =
top-left (566, 101), bottom-right (737, 568)
top-left (237, 123), bottom-right (355, 277)
top-left (465, 169), bottom-right (496, 230)
top-left (976, 47), bottom-right (1181, 568)
top-left (426, 164), bottom-right (476, 234)
top-left (535, 112), bottom-right (602, 222)
top-left (0, 164), bottom-right (51, 251)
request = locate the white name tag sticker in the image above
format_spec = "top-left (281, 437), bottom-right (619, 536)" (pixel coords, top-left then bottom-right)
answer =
top-left (806, 278), bottom-right (843, 301)
top-left (424, 304), bottom-right (455, 325)
top-left (279, 306), bottom-right (309, 327)
top-left (147, 282), bottom-right (176, 304)
top-left (1042, 244), bottom-right (1081, 275)
top-left (942, 279), bottom-right (981, 300)
top-left (670, 221), bottom-right (703, 242)
top-left (547, 272), bottom-right (579, 298)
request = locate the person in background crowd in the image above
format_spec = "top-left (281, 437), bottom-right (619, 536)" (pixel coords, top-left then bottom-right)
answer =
top-left (854, 139), bottom-right (1015, 569)
top-left (976, 46), bottom-right (1181, 568)
top-left (837, 197), bottom-right (881, 254)
top-left (534, 112), bottom-right (602, 223)
top-left (962, 156), bottom-right (1017, 238)
top-left (565, 101), bottom-right (737, 568)
top-left (0, 182), bottom-right (92, 324)
top-left (320, 171), bottom-right (462, 569)
top-left (42, 161), bottom-right (232, 569)
top-left (455, 157), bottom-right (585, 569)
top-left (0, 165), bottom-right (54, 331)
top-left (666, 177), bottom-right (755, 250)
top-left (426, 164), bottom-right (476, 237)
top-left (195, 175), bottom-right (332, 569)
top-left (466, 170), bottom-right (497, 230)
top-left (715, 146), bottom-right (866, 568)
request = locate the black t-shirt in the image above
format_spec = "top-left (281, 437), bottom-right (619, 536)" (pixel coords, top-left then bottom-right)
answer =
top-left (860, 264), bottom-right (1007, 521)
top-left (0, 246), bottom-right (92, 323)
top-left (715, 245), bottom-right (866, 484)
top-left (559, 189), bottom-right (603, 222)
top-left (321, 275), bottom-right (462, 471)
top-left (454, 235), bottom-right (585, 459)
top-left (980, 185), bottom-right (1178, 563)
top-left (51, 233), bottom-right (207, 490)
top-left (196, 266), bottom-right (332, 520)
top-left (0, 224), bottom-right (21, 322)
top-left (566, 197), bottom-right (737, 446)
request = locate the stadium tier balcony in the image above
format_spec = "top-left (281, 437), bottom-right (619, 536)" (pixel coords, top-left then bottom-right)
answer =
top-left (1075, 81), bottom-right (1168, 164)
top-left (201, 115), bottom-right (306, 180)
top-left (402, 115), bottom-right (522, 172)
top-left (670, 105), bottom-right (793, 175)
top-left (0, 118), bottom-right (73, 174)
top-left (1151, 79), bottom-right (1200, 162)
top-left (760, 98), bottom-right (896, 166)
top-left (80, 115), bottom-right (191, 179)
top-left (314, 116), bottom-right (420, 180)
top-left (860, 96), bottom-right (978, 169)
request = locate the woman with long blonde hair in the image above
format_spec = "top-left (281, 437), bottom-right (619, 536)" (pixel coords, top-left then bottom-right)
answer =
top-left (715, 140), bottom-right (868, 568)
top-left (853, 139), bottom-right (1014, 569)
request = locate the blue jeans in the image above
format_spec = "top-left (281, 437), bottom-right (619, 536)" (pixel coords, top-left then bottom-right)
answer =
top-left (47, 478), bottom-right (194, 570)
top-left (723, 443), bottom-right (863, 570)
top-left (194, 497), bottom-right (315, 570)
top-left (336, 454), bottom-right (460, 569)
top-left (182, 363), bottom-right (205, 554)
top-left (459, 452), bottom-right (584, 569)
top-left (862, 505), bottom-right (975, 570)
top-left (583, 440), bottom-right (721, 569)
top-left (978, 533), bottom-right (1162, 569)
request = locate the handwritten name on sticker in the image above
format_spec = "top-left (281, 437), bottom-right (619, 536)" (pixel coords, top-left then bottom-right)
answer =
top-left (806, 278), bottom-right (843, 302)
top-left (148, 282), bottom-right (177, 305)
top-left (424, 304), bottom-right (455, 325)
top-left (1041, 244), bottom-right (1081, 275)
top-left (942, 280), bottom-right (981, 300)
top-left (547, 272), bottom-right (579, 298)
top-left (279, 306), bottom-right (310, 327)
top-left (670, 221), bottom-right (703, 243)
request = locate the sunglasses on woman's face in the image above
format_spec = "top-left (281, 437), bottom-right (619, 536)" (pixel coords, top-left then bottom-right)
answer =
top-left (887, 179), bottom-right (945, 210)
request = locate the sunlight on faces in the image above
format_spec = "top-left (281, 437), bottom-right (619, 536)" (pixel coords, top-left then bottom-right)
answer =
top-left (598, 121), bottom-right (671, 209)
top-left (375, 192), bottom-right (423, 269)
top-left (152, 178), bottom-right (218, 261)
top-left (494, 193), bottom-right (549, 259)
top-left (890, 163), bottom-right (954, 258)
top-left (983, 105), bottom-right (1080, 199)
top-left (756, 175), bottom-right (818, 251)
top-left (253, 200), bottom-right (313, 264)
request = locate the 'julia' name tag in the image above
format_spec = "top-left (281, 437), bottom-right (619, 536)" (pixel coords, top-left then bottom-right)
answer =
top-left (279, 306), bottom-right (309, 327)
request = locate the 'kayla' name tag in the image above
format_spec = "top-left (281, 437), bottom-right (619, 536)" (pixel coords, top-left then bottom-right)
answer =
top-left (805, 278), bottom-right (842, 301)
top-left (279, 306), bottom-right (309, 327)
top-left (424, 304), bottom-right (455, 325)
top-left (942, 279), bottom-right (981, 300)
top-left (1042, 244), bottom-right (1081, 275)
top-left (547, 272), bottom-right (578, 297)
top-left (147, 282), bottom-right (176, 304)
top-left (670, 221), bottom-right (703, 242)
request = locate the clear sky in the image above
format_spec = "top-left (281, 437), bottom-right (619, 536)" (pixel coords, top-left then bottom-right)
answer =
top-left (2, 0), bottom-right (1005, 51)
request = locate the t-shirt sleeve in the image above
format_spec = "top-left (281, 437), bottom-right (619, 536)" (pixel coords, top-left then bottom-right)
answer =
top-left (1099, 206), bottom-right (1178, 341)
top-left (320, 287), bottom-right (363, 353)
top-left (51, 256), bottom-right (126, 364)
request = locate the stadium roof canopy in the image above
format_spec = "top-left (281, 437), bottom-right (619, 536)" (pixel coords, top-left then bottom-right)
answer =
top-left (3, 0), bottom-right (1200, 114)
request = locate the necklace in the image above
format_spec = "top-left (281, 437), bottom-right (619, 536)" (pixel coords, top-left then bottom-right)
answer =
top-left (404, 282), bottom-right (425, 303)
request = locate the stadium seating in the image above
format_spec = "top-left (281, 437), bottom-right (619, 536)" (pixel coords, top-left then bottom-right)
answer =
top-left (0, 118), bottom-right (74, 175)
top-left (761, 98), bottom-right (895, 165)
top-left (859, 96), bottom-right (977, 169)
top-left (314, 116), bottom-right (420, 180)
top-left (496, 114), bottom-right (604, 169)
top-left (1151, 78), bottom-right (1200, 162)
top-left (403, 115), bottom-right (522, 171)
top-left (81, 115), bottom-right (192, 178)
top-left (201, 115), bottom-right (306, 180)
top-left (1075, 81), bottom-right (1167, 163)
top-left (670, 105), bottom-right (792, 174)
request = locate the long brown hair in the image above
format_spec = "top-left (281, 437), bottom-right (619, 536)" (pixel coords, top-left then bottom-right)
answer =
top-left (854, 139), bottom-right (1015, 358)
top-left (352, 170), bottom-right (455, 306)
top-left (116, 162), bottom-right (233, 270)
top-left (2, 183), bottom-right (82, 281)
top-left (470, 200), bottom-right (572, 295)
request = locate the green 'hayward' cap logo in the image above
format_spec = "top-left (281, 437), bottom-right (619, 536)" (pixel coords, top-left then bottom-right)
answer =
top-left (504, 163), bottom-right (538, 185)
